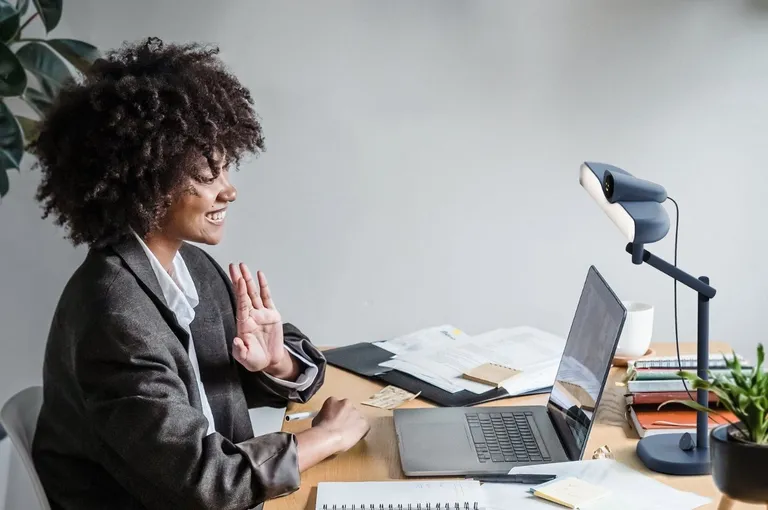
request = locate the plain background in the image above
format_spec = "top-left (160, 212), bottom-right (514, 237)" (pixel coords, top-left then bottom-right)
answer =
top-left (1, 1), bottom-right (767, 508)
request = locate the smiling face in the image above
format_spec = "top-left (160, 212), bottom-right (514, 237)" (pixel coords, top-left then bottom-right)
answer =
top-left (159, 149), bottom-right (237, 246)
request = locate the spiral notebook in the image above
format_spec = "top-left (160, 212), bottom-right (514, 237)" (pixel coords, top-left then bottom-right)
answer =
top-left (315, 480), bottom-right (486, 510)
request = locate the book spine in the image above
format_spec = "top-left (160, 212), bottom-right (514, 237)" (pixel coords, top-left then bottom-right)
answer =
top-left (627, 380), bottom-right (695, 393)
top-left (633, 369), bottom-right (733, 381)
top-left (627, 391), bottom-right (719, 405)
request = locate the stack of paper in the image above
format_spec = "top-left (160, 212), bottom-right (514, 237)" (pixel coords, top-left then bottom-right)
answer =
top-left (482, 459), bottom-right (710, 510)
top-left (375, 325), bottom-right (566, 396)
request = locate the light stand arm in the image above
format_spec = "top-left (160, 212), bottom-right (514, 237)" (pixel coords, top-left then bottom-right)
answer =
top-left (625, 242), bottom-right (717, 475)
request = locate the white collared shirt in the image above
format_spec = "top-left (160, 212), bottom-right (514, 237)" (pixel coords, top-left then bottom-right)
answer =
top-left (133, 234), bottom-right (318, 436)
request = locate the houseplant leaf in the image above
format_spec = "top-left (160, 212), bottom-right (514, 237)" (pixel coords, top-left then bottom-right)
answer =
top-left (31, 0), bottom-right (61, 33)
top-left (0, 100), bottom-right (23, 169)
top-left (0, 41), bottom-right (26, 96)
top-left (0, 2), bottom-right (20, 43)
top-left (0, 165), bottom-right (8, 196)
top-left (23, 86), bottom-right (51, 116)
top-left (15, 41), bottom-right (73, 90)
top-left (46, 38), bottom-right (99, 73)
top-left (15, 114), bottom-right (37, 144)
top-left (659, 399), bottom-right (739, 428)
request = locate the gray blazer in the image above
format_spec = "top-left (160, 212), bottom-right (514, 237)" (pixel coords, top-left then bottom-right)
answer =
top-left (32, 236), bottom-right (326, 510)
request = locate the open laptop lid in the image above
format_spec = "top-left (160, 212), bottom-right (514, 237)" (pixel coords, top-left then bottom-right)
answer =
top-left (547, 265), bottom-right (626, 461)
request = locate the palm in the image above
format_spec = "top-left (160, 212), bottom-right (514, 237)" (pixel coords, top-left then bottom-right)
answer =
top-left (229, 263), bottom-right (285, 372)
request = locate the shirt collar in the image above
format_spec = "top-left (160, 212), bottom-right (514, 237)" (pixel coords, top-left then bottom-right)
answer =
top-left (132, 232), bottom-right (199, 326)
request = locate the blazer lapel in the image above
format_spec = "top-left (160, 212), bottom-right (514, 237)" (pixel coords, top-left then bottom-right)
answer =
top-left (183, 246), bottom-right (239, 440)
top-left (110, 236), bottom-right (189, 348)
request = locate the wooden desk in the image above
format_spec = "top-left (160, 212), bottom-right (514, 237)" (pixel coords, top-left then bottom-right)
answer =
top-left (266, 342), bottom-right (762, 510)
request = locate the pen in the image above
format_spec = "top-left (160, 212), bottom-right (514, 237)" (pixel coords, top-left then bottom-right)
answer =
top-left (474, 474), bottom-right (556, 485)
top-left (284, 411), bottom-right (318, 422)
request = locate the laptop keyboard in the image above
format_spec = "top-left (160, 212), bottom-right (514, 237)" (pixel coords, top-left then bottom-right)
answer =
top-left (466, 411), bottom-right (551, 463)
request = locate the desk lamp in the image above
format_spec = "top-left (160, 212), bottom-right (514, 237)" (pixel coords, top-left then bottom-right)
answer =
top-left (579, 162), bottom-right (716, 475)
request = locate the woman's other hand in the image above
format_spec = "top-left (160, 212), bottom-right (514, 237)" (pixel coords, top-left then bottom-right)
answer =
top-left (295, 397), bottom-right (371, 471)
top-left (229, 263), bottom-right (295, 377)
top-left (311, 397), bottom-right (371, 452)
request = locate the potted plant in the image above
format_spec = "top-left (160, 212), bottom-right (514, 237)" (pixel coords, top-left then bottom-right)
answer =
top-left (0, 0), bottom-right (101, 200)
top-left (667, 344), bottom-right (768, 505)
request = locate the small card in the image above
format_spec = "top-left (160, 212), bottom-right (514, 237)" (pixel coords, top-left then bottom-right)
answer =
top-left (531, 477), bottom-right (611, 509)
top-left (462, 363), bottom-right (521, 388)
top-left (361, 385), bottom-right (420, 410)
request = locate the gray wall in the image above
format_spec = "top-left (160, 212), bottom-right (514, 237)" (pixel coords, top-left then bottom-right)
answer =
top-left (2, 0), bottom-right (768, 411)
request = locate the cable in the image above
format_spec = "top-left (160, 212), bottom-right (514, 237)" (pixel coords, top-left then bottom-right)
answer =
top-left (667, 196), bottom-right (695, 401)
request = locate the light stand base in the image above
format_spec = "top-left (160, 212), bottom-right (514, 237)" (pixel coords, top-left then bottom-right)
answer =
top-left (636, 433), bottom-right (711, 475)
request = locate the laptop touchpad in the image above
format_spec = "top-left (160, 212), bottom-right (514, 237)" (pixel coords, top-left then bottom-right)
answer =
top-left (403, 422), bottom-right (474, 463)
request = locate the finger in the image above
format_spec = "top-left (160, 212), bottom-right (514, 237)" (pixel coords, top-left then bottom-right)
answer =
top-left (240, 263), bottom-right (264, 309)
top-left (233, 337), bottom-right (249, 362)
top-left (235, 278), bottom-right (251, 322)
top-left (229, 262), bottom-right (242, 284)
top-left (257, 271), bottom-right (276, 309)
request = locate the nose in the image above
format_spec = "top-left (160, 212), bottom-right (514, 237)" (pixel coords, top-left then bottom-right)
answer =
top-left (219, 177), bottom-right (237, 203)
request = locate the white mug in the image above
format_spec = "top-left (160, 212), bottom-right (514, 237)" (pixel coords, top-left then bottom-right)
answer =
top-left (616, 301), bottom-right (654, 358)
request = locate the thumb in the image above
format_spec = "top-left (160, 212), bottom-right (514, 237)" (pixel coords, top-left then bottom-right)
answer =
top-left (233, 337), bottom-right (248, 363)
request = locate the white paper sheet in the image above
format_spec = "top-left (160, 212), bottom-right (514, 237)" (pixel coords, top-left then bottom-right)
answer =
top-left (315, 480), bottom-right (487, 510)
top-left (382, 326), bottom-right (566, 395)
top-left (472, 327), bottom-right (565, 368)
top-left (374, 324), bottom-right (470, 355)
top-left (481, 459), bottom-right (710, 510)
top-left (379, 358), bottom-right (465, 393)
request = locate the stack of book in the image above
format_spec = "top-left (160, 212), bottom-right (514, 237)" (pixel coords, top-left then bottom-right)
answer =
top-left (623, 354), bottom-right (749, 438)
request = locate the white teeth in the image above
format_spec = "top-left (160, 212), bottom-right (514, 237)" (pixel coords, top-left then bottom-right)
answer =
top-left (206, 210), bottom-right (227, 222)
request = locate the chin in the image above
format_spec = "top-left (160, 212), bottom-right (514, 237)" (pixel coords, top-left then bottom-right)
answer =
top-left (190, 226), bottom-right (225, 246)
top-left (202, 232), bottom-right (224, 245)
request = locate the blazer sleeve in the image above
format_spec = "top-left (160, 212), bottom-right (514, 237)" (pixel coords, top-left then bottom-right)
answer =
top-left (75, 309), bottom-right (299, 510)
top-left (238, 322), bottom-right (327, 409)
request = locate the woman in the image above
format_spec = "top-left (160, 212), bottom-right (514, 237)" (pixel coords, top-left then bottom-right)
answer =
top-left (30, 37), bottom-right (370, 510)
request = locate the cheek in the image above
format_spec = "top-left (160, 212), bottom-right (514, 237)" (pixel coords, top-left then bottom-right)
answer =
top-left (183, 186), bottom-right (217, 213)
top-left (168, 196), bottom-right (206, 227)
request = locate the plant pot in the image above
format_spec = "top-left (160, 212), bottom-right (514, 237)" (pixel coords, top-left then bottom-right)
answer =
top-left (711, 424), bottom-right (768, 504)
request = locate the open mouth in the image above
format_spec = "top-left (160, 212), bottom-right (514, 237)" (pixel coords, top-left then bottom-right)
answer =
top-left (205, 209), bottom-right (227, 225)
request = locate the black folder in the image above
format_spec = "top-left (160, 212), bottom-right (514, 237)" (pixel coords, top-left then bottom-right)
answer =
top-left (323, 342), bottom-right (552, 407)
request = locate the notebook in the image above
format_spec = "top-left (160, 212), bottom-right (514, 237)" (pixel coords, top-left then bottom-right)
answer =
top-left (530, 477), bottom-right (611, 509)
top-left (628, 404), bottom-right (737, 438)
top-left (314, 480), bottom-right (486, 510)
top-left (462, 363), bottom-right (521, 388)
top-left (632, 354), bottom-right (749, 370)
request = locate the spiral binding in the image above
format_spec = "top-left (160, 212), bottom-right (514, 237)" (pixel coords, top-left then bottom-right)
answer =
top-left (321, 503), bottom-right (480, 509)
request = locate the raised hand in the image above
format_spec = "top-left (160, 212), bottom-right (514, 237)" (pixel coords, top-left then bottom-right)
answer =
top-left (228, 263), bottom-right (286, 373)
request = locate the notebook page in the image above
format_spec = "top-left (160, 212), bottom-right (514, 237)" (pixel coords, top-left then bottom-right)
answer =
top-left (500, 460), bottom-right (709, 510)
top-left (315, 480), bottom-right (486, 510)
top-left (532, 477), bottom-right (610, 508)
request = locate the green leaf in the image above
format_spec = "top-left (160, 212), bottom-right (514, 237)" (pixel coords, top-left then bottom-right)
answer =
top-left (660, 399), bottom-right (738, 426)
top-left (0, 41), bottom-right (26, 96)
top-left (15, 41), bottom-right (73, 91)
top-left (0, 2), bottom-right (20, 43)
top-left (45, 38), bottom-right (99, 74)
top-left (16, 0), bottom-right (28, 16)
top-left (14, 114), bottom-right (37, 143)
top-left (0, 166), bottom-right (8, 196)
top-left (23, 86), bottom-right (51, 116)
top-left (31, 0), bottom-right (60, 33)
top-left (0, 100), bottom-right (23, 169)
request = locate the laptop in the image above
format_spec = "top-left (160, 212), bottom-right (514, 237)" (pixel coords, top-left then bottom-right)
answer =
top-left (393, 265), bottom-right (626, 476)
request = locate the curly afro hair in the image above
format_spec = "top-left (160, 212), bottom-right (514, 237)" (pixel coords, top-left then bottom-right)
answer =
top-left (33, 36), bottom-right (265, 248)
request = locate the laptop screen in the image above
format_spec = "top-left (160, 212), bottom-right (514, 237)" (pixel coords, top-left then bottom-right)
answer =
top-left (546, 266), bottom-right (626, 461)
